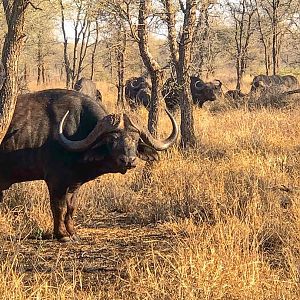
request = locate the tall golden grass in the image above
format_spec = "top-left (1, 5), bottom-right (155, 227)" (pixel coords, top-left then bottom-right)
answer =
top-left (1, 82), bottom-right (300, 299)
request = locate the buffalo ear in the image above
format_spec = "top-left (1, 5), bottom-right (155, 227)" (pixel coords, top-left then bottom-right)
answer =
top-left (137, 143), bottom-right (159, 161)
top-left (82, 150), bottom-right (105, 163)
top-left (81, 142), bottom-right (109, 163)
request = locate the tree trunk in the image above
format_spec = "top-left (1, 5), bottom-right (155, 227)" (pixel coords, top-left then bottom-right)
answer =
top-left (165, 0), bottom-right (196, 148)
top-left (90, 21), bottom-right (99, 81)
top-left (178, 0), bottom-right (197, 148)
top-left (42, 64), bottom-right (46, 84)
top-left (231, 0), bottom-right (254, 90)
top-left (148, 71), bottom-right (164, 134)
top-left (0, 0), bottom-right (28, 143)
top-left (192, 3), bottom-right (210, 76)
top-left (24, 63), bottom-right (28, 81)
top-left (116, 51), bottom-right (125, 108)
top-left (60, 0), bottom-right (72, 88)
top-left (272, 0), bottom-right (278, 75)
top-left (71, 1), bottom-right (83, 87)
top-left (75, 17), bottom-right (91, 85)
top-left (165, 0), bottom-right (179, 74)
top-left (37, 33), bottom-right (42, 85)
top-left (236, 58), bottom-right (241, 91)
top-left (138, 0), bottom-right (164, 135)
top-left (116, 25), bottom-right (126, 108)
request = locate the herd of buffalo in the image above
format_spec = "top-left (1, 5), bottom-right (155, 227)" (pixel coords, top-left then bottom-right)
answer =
top-left (0, 62), bottom-right (298, 242)
top-left (124, 74), bottom-right (299, 110)
top-left (71, 73), bottom-right (299, 112)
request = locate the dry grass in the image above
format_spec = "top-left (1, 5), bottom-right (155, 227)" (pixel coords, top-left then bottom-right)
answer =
top-left (1, 83), bottom-right (300, 299)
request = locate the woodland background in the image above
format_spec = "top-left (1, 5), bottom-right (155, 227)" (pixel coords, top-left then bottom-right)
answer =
top-left (1, 0), bottom-right (300, 93)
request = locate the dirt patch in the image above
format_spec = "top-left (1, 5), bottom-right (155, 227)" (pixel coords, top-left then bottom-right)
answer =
top-left (0, 212), bottom-right (176, 290)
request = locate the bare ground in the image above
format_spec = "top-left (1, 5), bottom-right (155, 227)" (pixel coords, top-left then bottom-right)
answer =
top-left (0, 212), bottom-right (177, 292)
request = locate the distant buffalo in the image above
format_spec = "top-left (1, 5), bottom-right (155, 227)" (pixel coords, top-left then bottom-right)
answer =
top-left (224, 89), bottom-right (246, 101)
top-left (251, 74), bottom-right (299, 92)
top-left (162, 76), bottom-right (223, 111)
top-left (125, 76), bottom-right (151, 109)
top-left (74, 77), bottom-right (102, 102)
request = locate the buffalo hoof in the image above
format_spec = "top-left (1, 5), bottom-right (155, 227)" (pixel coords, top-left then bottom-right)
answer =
top-left (57, 236), bottom-right (72, 243)
top-left (71, 234), bottom-right (81, 242)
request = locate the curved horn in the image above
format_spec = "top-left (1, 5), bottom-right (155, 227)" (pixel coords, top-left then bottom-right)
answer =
top-left (58, 111), bottom-right (122, 152)
top-left (130, 79), bottom-right (144, 89)
top-left (213, 79), bottom-right (222, 87)
top-left (141, 109), bottom-right (178, 150)
top-left (125, 109), bottom-right (178, 151)
top-left (195, 80), bottom-right (205, 90)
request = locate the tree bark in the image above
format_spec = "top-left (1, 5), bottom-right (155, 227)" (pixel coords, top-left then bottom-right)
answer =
top-left (60, 0), bottom-right (72, 88)
top-left (165, 0), bottom-right (179, 74)
top-left (90, 20), bottom-right (99, 81)
top-left (165, 0), bottom-right (196, 148)
top-left (76, 19), bottom-right (91, 84)
top-left (37, 33), bottom-right (43, 84)
top-left (116, 23), bottom-right (126, 108)
top-left (230, 0), bottom-right (255, 90)
top-left (138, 0), bottom-right (164, 135)
top-left (255, 2), bottom-right (270, 75)
top-left (0, 0), bottom-right (28, 143)
top-left (178, 0), bottom-right (197, 148)
top-left (192, 2), bottom-right (210, 76)
top-left (271, 0), bottom-right (279, 75)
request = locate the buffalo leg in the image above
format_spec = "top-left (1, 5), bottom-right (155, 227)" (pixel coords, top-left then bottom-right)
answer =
top-left (64, 186), bottom-right (81, 241)
top-left (47, 182), bottom-right (72, 242)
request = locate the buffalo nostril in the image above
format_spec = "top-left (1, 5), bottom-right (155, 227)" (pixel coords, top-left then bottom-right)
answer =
top-left (129, 156), bottom-right (136, 164)
top-left (118, 155), bottom-right (137, 168)
top-left (119, 156), bottom-right (127, 164)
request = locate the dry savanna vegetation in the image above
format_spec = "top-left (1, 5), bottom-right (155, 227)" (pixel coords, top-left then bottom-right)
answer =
top-left (0, 85), bottom-right (300, 299)
top-left (1, 0), bottom-right (300, 299)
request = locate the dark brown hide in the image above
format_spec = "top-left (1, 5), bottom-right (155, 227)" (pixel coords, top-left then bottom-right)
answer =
top-left (124, 76), bottom-right (151, 109)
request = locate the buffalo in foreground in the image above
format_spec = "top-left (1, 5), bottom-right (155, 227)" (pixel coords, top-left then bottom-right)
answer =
top-left (125, 76), bottom-right (151, 109)
top-left (0, 89), bottom-right (178, 242)
top-left (74, 77), bottom-right (102, 102)
top-left (251, 74), bottom-right (299, 92)
top-left (162, 76), bottom-right (223, 111)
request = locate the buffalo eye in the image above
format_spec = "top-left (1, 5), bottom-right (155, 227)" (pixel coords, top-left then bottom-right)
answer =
top-left (109, 133), bottom-right (119, 144)
top-left (99, 133), bottom-right (118, 148)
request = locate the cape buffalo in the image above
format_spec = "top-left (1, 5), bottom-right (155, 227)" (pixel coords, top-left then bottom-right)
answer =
top-left (125, 76), bottom-right (151, 109)
top-left (74, 77), bottom-right (102, 102)
top-left (224, 89), bottom-right (246, 101)
top-left (0, 89), bottom-right (178, 242)
top-left (251, 74), bottom-right (299, 92)
top-left (162, 76), bottom-right (223, 111)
